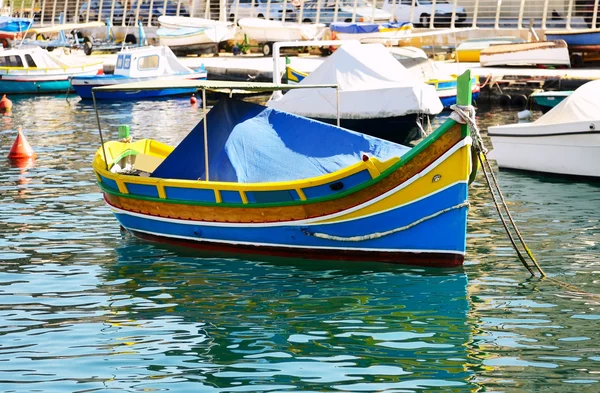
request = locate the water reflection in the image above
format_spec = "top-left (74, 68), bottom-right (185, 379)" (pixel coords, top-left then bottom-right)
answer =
top-left (101, 236), bottom-right (475, 391)
top-left (0, 95), bottom-right (598, 392)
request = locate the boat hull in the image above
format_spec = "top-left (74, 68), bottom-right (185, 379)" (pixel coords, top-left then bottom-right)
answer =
top-left (0, 67), bottom-right (102, 94)
top-left (489, 122), bottom-right (600, 178)
top-left (110, 182), bottom-right (468, 268)
top-left (238, 18), bottom-right (323, 42)
top-left (545, 30), bottom-right (600, 46)
top-left (72, 74), bottom-right (207, 100)
top-left (479, 40), bottom-right (571, 67)
top-left (530, 91), bottom-right (572, 113)
top-left (0, 79), bottom-right (72, 94)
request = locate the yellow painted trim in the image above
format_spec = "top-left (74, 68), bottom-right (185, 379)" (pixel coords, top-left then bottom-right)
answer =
top-left (0, 63), bottom-right (104, 73)
top-left (316, 144), bottom-right (471, 224)
top-left (364, 158), bottom-right (381, 179)
top-left (116, 179), bottom-right (129, 194)
top-left (240, 191), bottom-right (248, 204)
top-left (94, 139), bottom-right (378, 194)
top-left (157, 182), bottom-right (166, 199)
top-left (214, 189), bottom-right (222, 203)
top-left (295, 188), bottom-right (307, 201)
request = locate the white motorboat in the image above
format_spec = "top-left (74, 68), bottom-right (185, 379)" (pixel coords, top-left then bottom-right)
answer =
top-left (157, 25), bottom-right (232, 55)
top-left (238, 18), bottom-right (325, 55)
top-left (157, 16), bottom-right (237, 41)
top-left (488, 80), bottom-right (600, 178)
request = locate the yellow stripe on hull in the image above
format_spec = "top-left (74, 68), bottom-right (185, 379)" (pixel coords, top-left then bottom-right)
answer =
top-left (317, 140), bottom-right (472, 224)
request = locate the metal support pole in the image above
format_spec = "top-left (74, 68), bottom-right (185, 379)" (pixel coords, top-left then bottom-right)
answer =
top-left (336, 87), bottom-right (340, 127)
top-left (202, 88), bottom-right (209, 181)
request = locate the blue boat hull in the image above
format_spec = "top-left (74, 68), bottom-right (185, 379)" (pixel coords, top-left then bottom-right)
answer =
top-left (72, 75), bottom-right (207, 100)
top-left (109, 182), bottom-right (468, 264)
top-left (0, 79), bottom-right (71, 94)
top-left (74, 85), bottom-right (200, 100)
top-left (545, 31), bottom-right (600, 46)
top-left (440, 92), bottom-right (480, 108)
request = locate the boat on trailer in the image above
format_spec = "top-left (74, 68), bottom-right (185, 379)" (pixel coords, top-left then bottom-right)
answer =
top-left (488, 80), bottom-right (600, 178)
top-left (238, 18), bottom-right (326, 56)
top-left (91, 73), bottom-right (477, 267)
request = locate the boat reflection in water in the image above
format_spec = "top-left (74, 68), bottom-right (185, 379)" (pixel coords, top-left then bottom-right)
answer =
top-left (105, 236), bottom-right (477, 391)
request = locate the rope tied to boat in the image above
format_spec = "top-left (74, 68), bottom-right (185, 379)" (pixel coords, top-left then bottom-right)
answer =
top-left (302, 201), bottom-right (469, 242)
top-left (450, 104), bottom-right (488, 154)
top-left (451, 104), bottom-right (546, 277)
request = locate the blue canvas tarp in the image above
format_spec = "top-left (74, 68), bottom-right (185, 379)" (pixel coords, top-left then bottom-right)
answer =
top-left (330, 22), bottom-right (380, 34)
top-left (151, 98), bottom-right (410, 183)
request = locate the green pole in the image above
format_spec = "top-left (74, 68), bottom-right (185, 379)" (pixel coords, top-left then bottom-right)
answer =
top-left (456, 70), bottom-right (472, 107)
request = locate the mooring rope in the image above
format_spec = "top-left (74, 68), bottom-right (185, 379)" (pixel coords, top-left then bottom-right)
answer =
top-left (452, 105), bottom-right (600, 300)
top-left (451, 104), bottom-right (545, 277)
top-left (302, 201), bottom-right (470, 242)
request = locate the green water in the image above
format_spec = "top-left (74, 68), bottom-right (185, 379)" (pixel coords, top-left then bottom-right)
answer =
top-left (0, 96), bottom-right (598, 392)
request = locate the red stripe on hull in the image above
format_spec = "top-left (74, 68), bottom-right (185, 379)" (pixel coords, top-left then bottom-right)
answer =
top-left (128, 230), bottom-right (464, 268)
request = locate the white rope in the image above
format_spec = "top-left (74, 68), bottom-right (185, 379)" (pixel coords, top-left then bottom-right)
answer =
top-left (303, 201), bottom-right (470, 242)
top-left (450, 104), bottom-right (488, 154)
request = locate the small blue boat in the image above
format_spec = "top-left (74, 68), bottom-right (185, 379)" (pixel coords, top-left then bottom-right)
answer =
top-left (71, 46), bottom-right (207, 100)
top-left (545, 29), bottom-right (600, 46)
top-left (529, 90), bottom-right (573, 113)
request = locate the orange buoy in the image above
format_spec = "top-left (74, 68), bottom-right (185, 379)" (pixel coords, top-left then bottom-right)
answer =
top-left (96, 68), bottom-right (104, 75)
top-left (8, 128), bottom-right (36, 160)
top-left (0, 94), bottom-right (13, 114)
top-left (190, 94), bottom-right (198, 105)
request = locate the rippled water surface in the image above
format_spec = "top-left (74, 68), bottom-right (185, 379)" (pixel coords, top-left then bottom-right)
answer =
top-left (0, 95), bottom-right (598, 392)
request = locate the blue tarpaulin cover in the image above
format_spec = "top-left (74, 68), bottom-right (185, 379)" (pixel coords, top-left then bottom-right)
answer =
top-left (330, 21), bottom-right (410, 34)
top-left (330, 22), bottom-right (380, 34)
top-left (151, 98), bottom-right (410, 183)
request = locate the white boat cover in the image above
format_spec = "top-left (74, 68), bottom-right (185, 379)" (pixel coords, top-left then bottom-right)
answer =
top-left (267, 44), bottom-right (442, 119)
top-left (534, 80), bottom-right (600, 125)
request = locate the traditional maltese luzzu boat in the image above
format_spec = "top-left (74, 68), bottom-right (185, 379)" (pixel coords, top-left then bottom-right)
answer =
top-left (92, 73), bottom-right (477, 267)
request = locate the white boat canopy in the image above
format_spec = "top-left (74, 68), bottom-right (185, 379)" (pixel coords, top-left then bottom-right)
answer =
top-left (534, 79), bottom-right (600, 125)
top-left (267, 43), bottom-right (442, 119)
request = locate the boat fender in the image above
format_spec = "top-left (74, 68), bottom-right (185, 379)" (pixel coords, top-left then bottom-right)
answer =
top-left (517, 110), bottom-right (531, 120)
top-left (590, 123), bottom-right (596, 130)
top-left (499, 94), bottom-right (511, 108)
top-left (190, 94), bottom-right (198, 105)
top-left (511, 94), bottom-right (528, 109)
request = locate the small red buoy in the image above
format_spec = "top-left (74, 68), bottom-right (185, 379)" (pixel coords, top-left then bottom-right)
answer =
top-left (8, 127), bottom-right (36, 160)
top-left (190, 94), bottom-right (198, 105)
top-left (96, 68), bottom-right (104, 75)
top-left (0, 94), bottom-right (13, 114)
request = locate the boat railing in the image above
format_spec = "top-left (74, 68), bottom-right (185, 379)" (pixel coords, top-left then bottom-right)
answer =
top-left (95, 140), bottom-right (396, 205)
